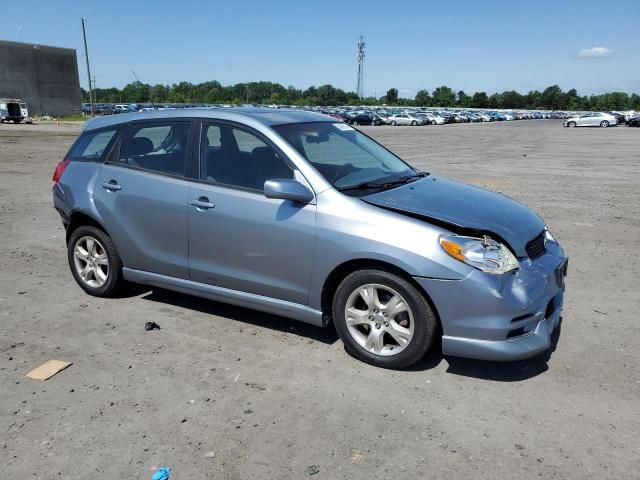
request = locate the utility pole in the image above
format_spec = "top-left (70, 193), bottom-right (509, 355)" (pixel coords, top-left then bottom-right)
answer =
top-left (356, 36), bottom-right (366, 100)
top-left (81, 18), bottom-right (95, 116)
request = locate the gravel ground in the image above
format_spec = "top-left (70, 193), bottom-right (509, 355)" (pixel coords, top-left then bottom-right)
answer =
top-left (1, 120), bottom-right (639, 479)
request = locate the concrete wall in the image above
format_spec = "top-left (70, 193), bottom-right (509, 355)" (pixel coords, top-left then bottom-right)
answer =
top-left (0, 40), bottom-right (81, 116)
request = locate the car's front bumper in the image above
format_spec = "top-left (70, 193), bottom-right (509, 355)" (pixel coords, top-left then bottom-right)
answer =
top-left (415, 242), bottom-right (567, 361)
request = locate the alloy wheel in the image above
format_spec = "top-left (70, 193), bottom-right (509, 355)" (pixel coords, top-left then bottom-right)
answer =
top-left (344, 283), bottom-right (415, 356)
top-left (73, 236), bottom-right (109, 288)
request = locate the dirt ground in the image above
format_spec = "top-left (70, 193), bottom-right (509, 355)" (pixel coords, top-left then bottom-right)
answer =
top-left (1, 120), bottom-right (639, 479)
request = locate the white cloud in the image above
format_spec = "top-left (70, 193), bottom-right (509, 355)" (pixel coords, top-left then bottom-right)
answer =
top-left (577, 46), bottom-right (613, 58)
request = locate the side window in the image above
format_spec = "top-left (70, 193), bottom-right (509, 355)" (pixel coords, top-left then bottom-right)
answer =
top-left (68, 128), bottom-right (118, 161)
top-left (118, 121), bottom-right (191, 176)
top-left (200, 124), bottom-right (292, 191)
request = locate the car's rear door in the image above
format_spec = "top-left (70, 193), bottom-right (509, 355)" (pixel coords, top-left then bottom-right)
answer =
top-left (93, 119), bottom-right (195, 278)
top-left (186, 120), bottom-right (316, 305)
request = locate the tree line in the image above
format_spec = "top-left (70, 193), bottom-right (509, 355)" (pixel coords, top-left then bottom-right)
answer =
top-left (82, 81), bottom-right (640, 111)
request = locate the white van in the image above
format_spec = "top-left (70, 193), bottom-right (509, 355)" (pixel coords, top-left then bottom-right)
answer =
top-left (0, 98), bottom-right (29, 123)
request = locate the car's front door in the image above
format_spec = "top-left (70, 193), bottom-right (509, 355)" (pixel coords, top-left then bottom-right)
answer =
top-left (579, 114), bottom-right (594, 126)
top-left (187, 121), bottom-right (316, 305)
top-left (94, 119), bottom-right (194, 278)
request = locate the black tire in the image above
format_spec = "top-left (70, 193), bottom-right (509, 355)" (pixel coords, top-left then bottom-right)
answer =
top-left (332, 269), bottom-right (437, 369)
top-left (411, 120), bottom-right (417, 126)
top-left (600, 120), bottom-right (609, 128)
top-left (67, 225), bottom-right (126, 297)
top-left (567, 121), bottom-right (576, 128)
top-left (431, 120), bottom-right (437, 125)
top-left (390, 121), bottom-right (397, 126)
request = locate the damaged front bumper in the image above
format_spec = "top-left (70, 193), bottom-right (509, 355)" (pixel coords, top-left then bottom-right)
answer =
top-left (415, 242), bottom-right (567, 361)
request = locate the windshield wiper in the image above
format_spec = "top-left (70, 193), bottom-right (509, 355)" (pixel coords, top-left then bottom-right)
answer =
top-left (337, 171), bottom-right (429, 192)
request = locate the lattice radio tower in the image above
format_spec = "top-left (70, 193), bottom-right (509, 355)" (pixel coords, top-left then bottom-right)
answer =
top-left (356, 36), bottom-right (366, 99)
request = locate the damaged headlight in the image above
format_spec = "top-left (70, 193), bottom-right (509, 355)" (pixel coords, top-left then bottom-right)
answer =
top-left (544, 227), bottom-right (556, 243)
top-left (439, 235), bottom-right (519, 274)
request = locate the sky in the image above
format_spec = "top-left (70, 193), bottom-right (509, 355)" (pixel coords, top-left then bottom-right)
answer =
top-left (3, 0), bottom-right (639, 98)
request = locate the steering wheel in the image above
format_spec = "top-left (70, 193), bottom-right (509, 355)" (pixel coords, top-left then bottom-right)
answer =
top-left (332, 163), bottom-right (354, 184)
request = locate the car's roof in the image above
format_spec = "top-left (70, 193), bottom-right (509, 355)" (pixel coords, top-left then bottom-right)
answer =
top-left (82, 107), bottom-right (333, 131)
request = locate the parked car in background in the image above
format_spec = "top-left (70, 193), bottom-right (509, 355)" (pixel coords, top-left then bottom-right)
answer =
top-left (52, 108), bottom-right (567, 368)
top-left (427, 112), bottom-right (446, 124)
top-left (347, 112), bottom-right (375, 126)
top-left (626, 114), bottom-right (640, 127)
top-left (372, 112), bottom-right (392, 125)
top-left (388, 113), bottom-right (422, 126)
top-left (608, 112), bottom-right (626, 125)
top-left (113, 104), bottom-right (132, 114)
top-left (563, 112), bottom-right (618, 128)
top-left (0, 98), bottom-right (29, 123)
top-left (444, 113), bottom-right (468, 124)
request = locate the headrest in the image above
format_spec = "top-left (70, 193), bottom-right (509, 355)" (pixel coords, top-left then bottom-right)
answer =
top-left (252, 146), bottom-right (276, 162)
top-left (129, 137), bottom-right (154, 156)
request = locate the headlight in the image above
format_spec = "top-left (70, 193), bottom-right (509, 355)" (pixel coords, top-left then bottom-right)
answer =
top-left (544, 227), bottom-right (556, 243)
top-left (440, 235), bottom-right (519, 274)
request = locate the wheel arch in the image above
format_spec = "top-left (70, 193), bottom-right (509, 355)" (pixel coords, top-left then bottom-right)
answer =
top-left (320, 258), bottom-right (441, 327)
top-left (65, 210), bottom-right (110, 244)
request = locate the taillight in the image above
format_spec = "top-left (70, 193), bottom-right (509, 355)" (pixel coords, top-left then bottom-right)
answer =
top-left (52, 160), bottom-right (70, 185)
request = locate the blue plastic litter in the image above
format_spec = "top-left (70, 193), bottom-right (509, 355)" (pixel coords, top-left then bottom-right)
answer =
top-left (151, 467), bottom-right (171, 480)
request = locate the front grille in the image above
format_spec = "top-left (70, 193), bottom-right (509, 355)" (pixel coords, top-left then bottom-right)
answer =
top-left (526, 231), bottom-right (547, 259)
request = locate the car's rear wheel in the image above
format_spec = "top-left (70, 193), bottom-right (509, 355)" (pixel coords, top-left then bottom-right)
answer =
top-left (68, 225), bottom-right (126, 297)
top-left (411, 120), bottom-right (417, 126)
top-left (568, 121), bottom-right (576, 128)
top-left (600, 120), bottom-right (609, 128)
top-left (431, 120), bottom-right (437, 125)
top-left (333, 269), bottom-right (437, 369)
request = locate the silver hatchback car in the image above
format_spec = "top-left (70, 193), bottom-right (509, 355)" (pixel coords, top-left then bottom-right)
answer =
top-left (53, 109), bottom-right (567, 368)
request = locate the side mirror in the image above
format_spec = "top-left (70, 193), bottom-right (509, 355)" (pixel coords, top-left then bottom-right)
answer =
top-left (264, 178), bottom-right (314, 204)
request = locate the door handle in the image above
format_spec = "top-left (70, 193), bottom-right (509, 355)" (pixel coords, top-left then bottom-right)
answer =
top-left (101, 181), bottom-right (121, 191)
top-left (190, 197), bottom-right (215, 210)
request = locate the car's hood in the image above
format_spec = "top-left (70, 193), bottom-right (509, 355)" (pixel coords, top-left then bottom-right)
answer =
top-left (363, 176), bottom-right (545, 257)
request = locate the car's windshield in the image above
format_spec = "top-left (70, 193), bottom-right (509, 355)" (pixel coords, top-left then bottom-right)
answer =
top-left (274, 122), bottom-right (417, 191)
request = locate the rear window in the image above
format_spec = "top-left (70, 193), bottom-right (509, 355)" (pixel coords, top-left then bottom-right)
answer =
top-left (68, 128), bottom-right (118, 161)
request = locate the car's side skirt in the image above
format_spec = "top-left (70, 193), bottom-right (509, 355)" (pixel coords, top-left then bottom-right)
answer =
top-left (123, 268), bottom-right (324, 327)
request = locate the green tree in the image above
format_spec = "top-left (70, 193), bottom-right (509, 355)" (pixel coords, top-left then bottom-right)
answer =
top-left (501, 90), bottom-right (523, 109)
top-left (540, 85), bottom-right (564, 110)
top-left (431, 86), bottom-right (456, 107)
top-left (385, 88), bottom-right (399, 104)
top-left (414, 89), bottom-right (431, 106)
top-left (456, 90), bottom-right (469, 107)
top-left (79, 79), bottom-right (638, 111)
top-left (488, 93), bottom-right (503, 109)
top-left (471, 91), bottom-right (489, 108)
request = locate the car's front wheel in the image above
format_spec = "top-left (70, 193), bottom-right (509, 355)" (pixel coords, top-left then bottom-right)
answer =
top-left (67, 225), bottom-right (126, 297)
top-left (333, 269), bottom-right (437, 368)
top-left (390, 121), bottom-right (396, 126)
top-left (567, 121), bottom-right (576, 128)
top-left (600, 120), bottom-right (609, 128)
